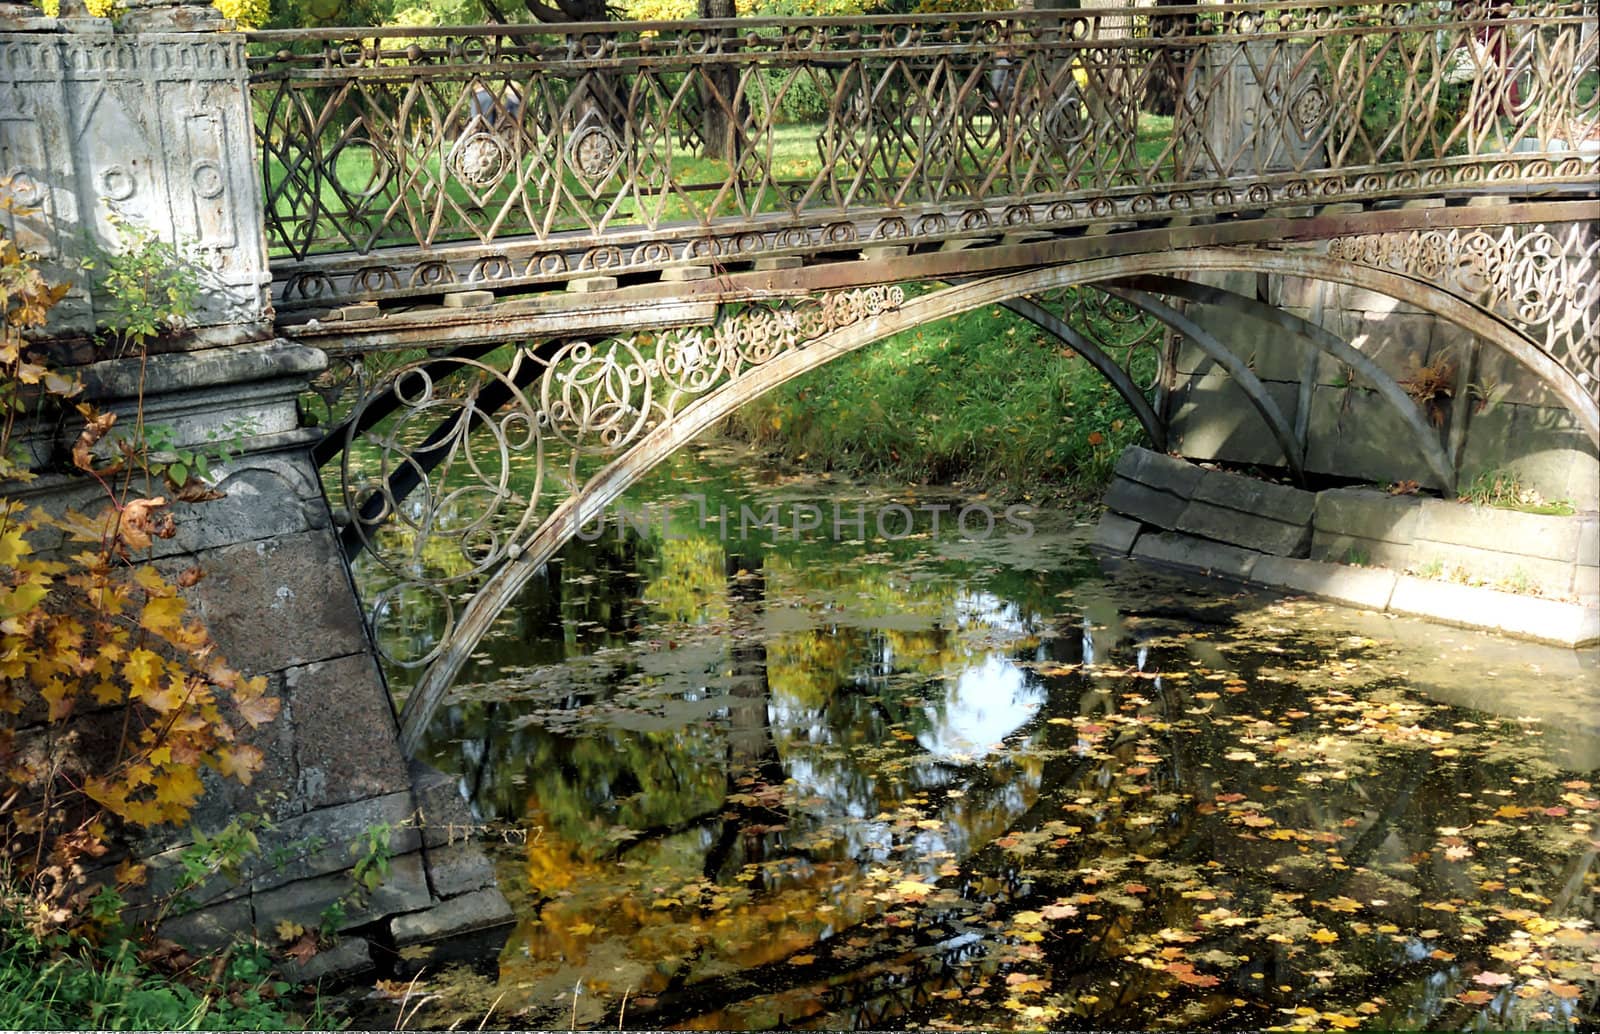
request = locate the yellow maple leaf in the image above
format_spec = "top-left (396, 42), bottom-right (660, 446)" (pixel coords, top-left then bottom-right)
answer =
top-left (39, 677), bottom-right (73, 721)
top-left (139, 595), bottom-right (187, 637)
top-left (138, 674), bottom-right (185, 714)
top-left (236, 694), bottom-right (281, 728)
top-left (215, 744), bottom-right (264, 786)
top-left (1310, 928), bottom-right (1340, 944)
top-left (0, 581), bottom-right (48, 622)
top-left (120, 798), bottom-right (165, 827)
top-left (123, 648), bottom-right (161, 694)
top-left (114, 859), bottom-right (148, 887)
top-left (82, 775), bottom-right (125, 811)
top-left (153, 764), bottom-right (203, 808)
top-left (133, 565), bottom-right (171, 596)
top-left (0, 526), bottom-right (31, 567)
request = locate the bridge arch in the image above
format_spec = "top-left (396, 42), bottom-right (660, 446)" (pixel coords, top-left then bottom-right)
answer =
top-left (364, 248), bottom-right (1598, 753)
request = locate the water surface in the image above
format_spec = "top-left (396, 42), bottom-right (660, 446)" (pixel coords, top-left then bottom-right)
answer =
top-left (377, 444), bottom-right (1599, 1031)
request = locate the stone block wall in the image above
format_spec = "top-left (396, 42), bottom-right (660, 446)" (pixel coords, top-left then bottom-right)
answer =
top-left (8, 340), bottom-right (512, 975)
top-left (1165, 253), bottom-right (1599, 506)
top-left (1097, 447), bottom-right (1599, 646)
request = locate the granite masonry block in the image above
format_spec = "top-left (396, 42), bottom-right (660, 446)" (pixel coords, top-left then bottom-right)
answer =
top-left (253, 852), bottom-right (431, 933)
top-left (1176, 500), bottom-right (1312, 557)
top-left (1405, 540), bottom-right (1576, 599)
top-left (287, 653), bottom-right (410, 810)
top-left (410, 762), bottom-right (478, 849)
top-left (163, 531), bottom-right (371, 673)
top-left (159, 898), bottom-right (254, 954)
top-left (1313, 488), bottom-right (1422, 545)
top-left (1251, 556), bottom-right (1398, 610)
top-left (1415, 498), bottom-right (1585, 563)
top-left (1579, 518), bottom-right (1599, 568)
top-left (1091, 511), bottom-right (1143, 555)
top-left (1575, 565), bottom-right (1598, 604)
top-left (1105, 476), bottom-right (1190, 531)
top-left (248, 791), bottom-right (422, 895)
top-left (1389, 577), bottom-right (1600, 647)
top-left (1113, 447), bottom-right (1205, 498)
top-left (1309, 532), bottom-right (1415, 570)
top-left (1133, 531), bottom-right (1260, 581)
top-left (1193, 469), bottom-right (1316, 526)
top-left (423, 842), bottom-right (500, 900)
top-left (390, 887), bottom-right (516, 947)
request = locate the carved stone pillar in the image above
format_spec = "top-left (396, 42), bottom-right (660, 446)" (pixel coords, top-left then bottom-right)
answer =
top-left (1178, 39), bottom-right (1329, 178)
top-left (0, 21), bottom-right (267, 338)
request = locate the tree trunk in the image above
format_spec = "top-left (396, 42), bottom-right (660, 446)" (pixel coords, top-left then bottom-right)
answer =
top-left (1144, 0), bottom-right (1195, 118)
top-left (698, 0), bottom-right (742, 161)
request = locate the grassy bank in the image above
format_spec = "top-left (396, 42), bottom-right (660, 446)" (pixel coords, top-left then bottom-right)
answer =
top-left (723, 298), bottom-right (1155, 501)
top-left (0, 903), bottom-right (319, 1030)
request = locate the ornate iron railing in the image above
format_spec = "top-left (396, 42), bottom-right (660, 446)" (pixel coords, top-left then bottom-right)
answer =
top-left (246, 1), bottom-right (1599, 307)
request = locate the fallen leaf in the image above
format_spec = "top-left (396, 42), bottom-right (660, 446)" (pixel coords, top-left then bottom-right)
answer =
top-left (1165, 962), bottom-right (1220, 987)
top-left (284, 931), bottom-right (319, 965)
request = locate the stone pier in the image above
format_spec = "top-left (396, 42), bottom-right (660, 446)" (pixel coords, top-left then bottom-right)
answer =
top-left (1, 2), bottom-right (510, 977)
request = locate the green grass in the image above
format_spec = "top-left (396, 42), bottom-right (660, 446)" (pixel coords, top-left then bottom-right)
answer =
top-left (1458, 468), bottom-right (1577, 516)
top-left (0, 892), bottom-right (330, 1031)
top-left (723, 298), bottom-right (1155, 499)
top-left (0, 931), bottom-right (304, 1030)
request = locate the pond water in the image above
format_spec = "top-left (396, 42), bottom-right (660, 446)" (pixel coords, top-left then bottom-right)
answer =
top-left (374, 443), bottom-right (1599, 1031)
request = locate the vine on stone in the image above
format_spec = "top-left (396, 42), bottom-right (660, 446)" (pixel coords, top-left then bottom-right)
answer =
top-left (1, 214), bottom-right (280, 937)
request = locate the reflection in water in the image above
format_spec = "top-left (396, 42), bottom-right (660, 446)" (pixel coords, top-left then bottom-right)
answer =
top-left (377, 445), bottom-right (1598, 1032)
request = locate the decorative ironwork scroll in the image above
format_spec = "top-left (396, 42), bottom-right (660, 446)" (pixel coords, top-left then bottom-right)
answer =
top-left (1030, 285), bottom-right (1167, 390)
top-left (1327, 221), bottom-right (1600, 401)
top-left (247, 0), bottom-right (1600, 314)
top-left (339, 285), bottom-right (902, 666)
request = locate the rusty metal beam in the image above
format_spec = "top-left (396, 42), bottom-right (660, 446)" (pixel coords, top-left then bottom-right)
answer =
top-left (1099, 286), bottom-right (1307, 483)
top-left (281, 201), bottom-right (1600, 357)
top-left (272, 200), bottom-right (1600, 321)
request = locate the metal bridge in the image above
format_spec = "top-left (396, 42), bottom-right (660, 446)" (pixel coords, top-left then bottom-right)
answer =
top-left (241, 1), bottom-right (1600, 747)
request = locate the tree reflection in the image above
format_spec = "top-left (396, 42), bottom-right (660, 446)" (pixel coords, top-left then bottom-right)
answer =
top-left (390, 454), bottom-right (1596, 1031)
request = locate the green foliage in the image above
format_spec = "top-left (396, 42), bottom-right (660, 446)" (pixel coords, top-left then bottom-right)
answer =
top-left (85, 215), bottom-right (200, 357)
top-left (139, 420), bottom-right (251, 496)
top-left (0, 904), bottom-right (304, 1030)
top-left (213, 0), bottom-right (271, 28)
top-left (1459, 469), bottom-right (1575, 516)
top-left (725, 300), bottom-right (1152, 498)
top-left (176, 816), bottom-right (267, 902)
top-left (1338, 34), bottom-right (1474, 164)
top-left (349, 822), bottom-right (395, 895)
